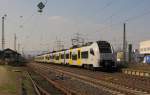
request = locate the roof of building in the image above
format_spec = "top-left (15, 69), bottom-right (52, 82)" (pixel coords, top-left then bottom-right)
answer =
top-left (2, 48), bottom-right (20, 55)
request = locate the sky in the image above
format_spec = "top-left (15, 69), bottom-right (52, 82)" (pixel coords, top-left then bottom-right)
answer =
top-left (0, 0), bottom-right (150, 55)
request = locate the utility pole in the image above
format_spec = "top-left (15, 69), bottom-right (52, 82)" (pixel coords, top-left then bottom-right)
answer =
top-left (22, 48), bottom-right (24, 55)
top-left (14, 34), bottom-right (17, 51)
top-left (123, 23), bottom-right (126, 64)
top-left (18, 43), bottom-right (20, 53)
top-left (2, 14), bottom-right (7, 50)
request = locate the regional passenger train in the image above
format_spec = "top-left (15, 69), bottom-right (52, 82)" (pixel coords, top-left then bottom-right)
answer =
top-left (34, 41), bottom-right (116, 70)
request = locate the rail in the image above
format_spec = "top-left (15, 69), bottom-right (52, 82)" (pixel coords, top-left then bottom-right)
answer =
top-left (27, 72), bottom-right (51, 95)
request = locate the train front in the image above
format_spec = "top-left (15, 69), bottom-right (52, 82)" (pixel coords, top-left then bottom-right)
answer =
top-left (96, 41), bottom-right (116, 69)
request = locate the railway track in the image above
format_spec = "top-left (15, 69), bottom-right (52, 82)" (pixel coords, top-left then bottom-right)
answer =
top-left (27, 69), bottom-right (66, 95)
top-left (28, 63), bottom-right (150, 95)
top-left (27, 72), bottom-right (51, 95)
top-left (38, 63), bottom-right (150, 93)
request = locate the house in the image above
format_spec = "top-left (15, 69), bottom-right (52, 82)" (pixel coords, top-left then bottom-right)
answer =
top-left (0, 48), bottom-right (26, 66)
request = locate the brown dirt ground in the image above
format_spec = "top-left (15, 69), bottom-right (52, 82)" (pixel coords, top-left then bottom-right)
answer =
top-left (128, 64), bottom-right (150, 72)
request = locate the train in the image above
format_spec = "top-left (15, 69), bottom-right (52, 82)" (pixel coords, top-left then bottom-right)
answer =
top-left (34, 41), bottom-right (116, 70)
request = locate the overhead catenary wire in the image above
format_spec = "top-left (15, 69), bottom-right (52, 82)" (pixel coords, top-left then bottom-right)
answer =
top-left (100, 0), bottom-right (114, 11)
top-left (95, 7), bottom-right (150, 50)
top-left (125, 10), bottom-right (150, 22)
top-left (95, 0), bottom-right (119, 17)
top-left (99, 0), bottom-right (144, 25)
top-left (96, 7), bottom-right (150, 33)
top-left (94, 0), bottom-right (148, 33)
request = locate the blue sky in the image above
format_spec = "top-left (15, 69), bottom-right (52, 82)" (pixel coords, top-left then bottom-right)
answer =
top-left (0, 0), bottom-right (150, 54)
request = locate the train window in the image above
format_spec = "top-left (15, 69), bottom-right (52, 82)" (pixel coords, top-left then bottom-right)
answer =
top-left (103, 48), bottom-right (111, 53)
top-left (72, 54), bottom-right (77, 60)
top-left (66, 53), bottom-right (69, 59)
top-left (46, 56), bottom-right (49, 60)
top-left (81, 51), bottom-right (88, 59)
top-left (61, 54), bottom-right (64, 59)
top-left (90, 48), bottom-right (94, 55)
top-left (78, 50), bottom-right (80, 58)
top-left (97, 41), bottom-right (112, 53)
top-left (56, 56), bottom-right (59, 60)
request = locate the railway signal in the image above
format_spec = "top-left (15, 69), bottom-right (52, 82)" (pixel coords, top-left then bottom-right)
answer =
top-left (37, 0), bottom-right (47, 13)
top-left (37, 2), bottom-right (45, 13)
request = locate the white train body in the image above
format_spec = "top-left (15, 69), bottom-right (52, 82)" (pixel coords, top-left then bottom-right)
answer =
top-left (34, 41), bottom-right (115, 69)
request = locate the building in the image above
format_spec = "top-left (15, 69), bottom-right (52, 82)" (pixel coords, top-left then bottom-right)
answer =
top-left (139, 40), bottom-right (150, 63)
top-left (139, 40), bottom-right (150, 55)
top-left (0, 48), bottom-right (26, 65)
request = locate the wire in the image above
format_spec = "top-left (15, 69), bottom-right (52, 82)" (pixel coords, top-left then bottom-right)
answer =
top-left (20, 13), bottom-right (35, 27)
top-left (125, 10), bottom-right (150, 22)
top-left (100, 0), bottom-right (144, 25)
top-left (101, 0), bottom-right (114, 10)
top-left (96, 0), bottom-right (150, 33)
top-left (95, 0), bottom-right (118, 17)
top-left (96, 8), bottom-right (150, 33)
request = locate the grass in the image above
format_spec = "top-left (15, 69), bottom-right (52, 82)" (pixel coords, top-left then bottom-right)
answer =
top-left (0, 65), bottom-right (21, 95)
top-left (22, 72), bottom-right (36, 95)
top-left (0, 65), bottom-right (36, 95)
top-left (0, 83), bottom-right (17, 94)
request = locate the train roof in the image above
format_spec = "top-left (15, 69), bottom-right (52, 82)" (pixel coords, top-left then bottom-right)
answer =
top-left (70, 42), bottom-right (93, 49)
top-left (35, 40), bottom-right (110, 56)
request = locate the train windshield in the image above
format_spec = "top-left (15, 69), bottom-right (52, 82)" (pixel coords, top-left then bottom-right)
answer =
top-left (97, 41), bottom-right (112, 53)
